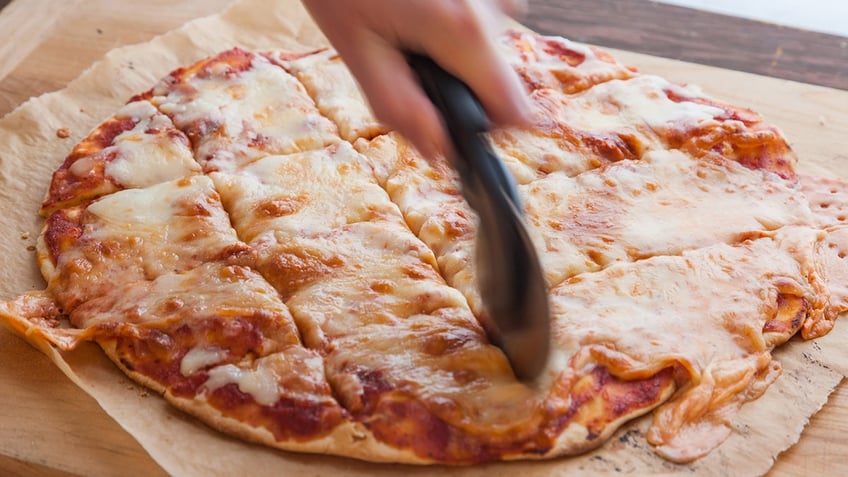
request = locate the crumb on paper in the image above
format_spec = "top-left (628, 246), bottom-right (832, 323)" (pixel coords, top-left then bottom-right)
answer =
top-left (819, 115), bottom-right (828, 127)
top-left (26, 245), bottom-right (35, 252)
top-left (56, 128), bottom-right (71, 139)
top-left (20, 232), bottom-right (30, 240)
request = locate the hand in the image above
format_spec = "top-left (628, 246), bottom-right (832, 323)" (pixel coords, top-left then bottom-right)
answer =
top-left (302, 0), bottom-right (533, 159)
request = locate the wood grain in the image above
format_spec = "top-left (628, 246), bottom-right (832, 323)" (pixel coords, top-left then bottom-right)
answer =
top-left (0, 0), bottom-right (235, 116)
top-left (0, 332), bottom-right (169, 477)
top-left (525, 0), bottom-right (848, 91)
top-left (0, 0), bottom-right (81, 81)
top-left (0, 455), bottom-right (80, 477)
top-left (772, 384), bottom-right (848, 476)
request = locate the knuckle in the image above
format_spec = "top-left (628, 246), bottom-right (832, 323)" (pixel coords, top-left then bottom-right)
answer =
top-left (444, 0), bottom-right (489, 41)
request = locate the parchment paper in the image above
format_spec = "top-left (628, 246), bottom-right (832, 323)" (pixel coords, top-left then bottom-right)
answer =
top-left (1, 0), bottom-right (847, 476)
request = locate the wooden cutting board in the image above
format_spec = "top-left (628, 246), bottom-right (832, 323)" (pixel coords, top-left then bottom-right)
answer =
top-left (0, 1), bottom-right (846, 476)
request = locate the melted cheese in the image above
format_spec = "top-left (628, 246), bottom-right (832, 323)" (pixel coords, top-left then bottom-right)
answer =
top-left (51, 176), bottom-right (246, 312)
top-left (46, 100), bottom-right (199, 213)
top-left (152, 53), bottom-right (339, 170)
top-left (522, 149), bottom-right (814, 286)
top-left (548, 227), bottom-right (832, 461)
top-left (71, 262), bottom-right (293, 331)
top-left (88, 179), bottom-right (185, 226)
top-left (491, 76), bottom-right (730, 185)
top-left (208, 126), bottom-right (545, 439)
top-left (498, 30), bottom-right (635, 93)
top-left (279, 48), bottom-right (387, 142)
top-left (282, 221), bottom-right (462, 334)
top-left (283, 220), bottom-right (543, 434)
top-left (352, 118), bottom-right (848, 460)
top-left (202, 349), bottom-right (332, 405)
top-left (211, 142), bottom-right (395, 243)
top-left (355, 134), bottom-right (484, 315)
top-left (70, 101), bottom-right (198, 187)
top-left (86, 177), bottom-right (195, 226)
top-left (562, 75), bottom-right (724, 132)
top-left (204, 361), bottom-right (280, 406)
top-left (181, 346), bottom-right (228, 376)
top-left (491, 123), bottom-right (608, 185)
top-left (66, 155), bottom-right (100, 179)
top-left (360, 135), bottom-right (813, 320)
top-left (356, 133), bottom-right (465, 234)
top-left (105, 116), bottom-right (199, 188)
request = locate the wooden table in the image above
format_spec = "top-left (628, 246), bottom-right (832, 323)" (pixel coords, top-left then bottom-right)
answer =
top-left (0, 1), bottom-right (845, 476)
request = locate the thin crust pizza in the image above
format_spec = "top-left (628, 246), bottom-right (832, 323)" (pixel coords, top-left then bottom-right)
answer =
top-left (2, 29), bottom-right (848, 465)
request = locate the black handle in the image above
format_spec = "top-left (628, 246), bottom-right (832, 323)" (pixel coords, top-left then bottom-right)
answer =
top-left (409, 54), bottom-right (551, 381)
top-left (407, 54), bottom-right (522, 211)
top-left (407, 54), bottom-right (489, 133)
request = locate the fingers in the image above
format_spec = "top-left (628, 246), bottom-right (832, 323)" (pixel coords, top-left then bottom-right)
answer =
top-left (302, 0), bottom-right (532, 160)
top-left (341, 37), bottom-right (449, 158)
top-left (416, 1), bottom-right (533, 128)
top-left (426, 39), bottom-right (532, 129)
top-left (302, 0), bottom-right (448, 157)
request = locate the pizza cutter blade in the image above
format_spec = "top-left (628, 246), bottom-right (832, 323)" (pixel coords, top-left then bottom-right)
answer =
top-left (408, 54), bottom-right (551, 381)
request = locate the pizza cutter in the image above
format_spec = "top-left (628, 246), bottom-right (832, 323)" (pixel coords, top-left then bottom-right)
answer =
top-left (408, 54), bottom-right (551, 382)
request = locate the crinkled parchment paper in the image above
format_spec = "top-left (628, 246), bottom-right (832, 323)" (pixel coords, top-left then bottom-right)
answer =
top-left (1, 0), bottom-right (847, 475)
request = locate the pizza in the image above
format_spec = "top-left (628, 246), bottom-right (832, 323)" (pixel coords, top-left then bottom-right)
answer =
top-left (1, 28), bottom-right (847, 465)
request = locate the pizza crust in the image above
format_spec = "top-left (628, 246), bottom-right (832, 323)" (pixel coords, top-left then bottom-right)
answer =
top-left (97, 339), bottom-right (434, 465)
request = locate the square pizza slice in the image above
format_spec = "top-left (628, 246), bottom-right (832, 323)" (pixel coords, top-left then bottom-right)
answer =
top-left (148, 48), bottom-right (340, 172)
top-left (40, 100), bottom-right (200, 215)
